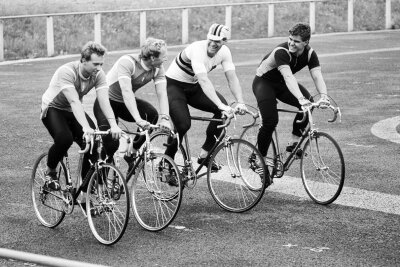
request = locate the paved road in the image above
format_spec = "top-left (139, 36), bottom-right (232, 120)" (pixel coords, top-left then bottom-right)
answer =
top-left (1, 30), bottom-right (400, 266)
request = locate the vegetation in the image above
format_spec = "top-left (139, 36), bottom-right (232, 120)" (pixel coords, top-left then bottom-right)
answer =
top-left (1, 0), bottom-right (399, 60)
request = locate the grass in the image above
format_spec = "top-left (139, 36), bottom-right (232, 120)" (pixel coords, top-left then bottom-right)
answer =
top-left (1, 0), bottom-right (400, 60)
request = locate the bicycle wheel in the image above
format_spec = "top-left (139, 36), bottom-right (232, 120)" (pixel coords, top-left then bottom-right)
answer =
top-left (131, 153), bottom-right (182, 231)
top-left (240, 124), bottom-right (277, 178)
top-left (207, 139), bottom-right (267, 213)
top-left (31, 152), bottom-right (67, 228)
top-left (301, 131), bottom-right (345, 205)
top-left (86, 163), bottom-right (129, 245)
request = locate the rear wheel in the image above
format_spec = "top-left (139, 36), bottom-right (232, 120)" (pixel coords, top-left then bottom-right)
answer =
top-left (31, 152), bottom-right (67, 228)
top-left (207, 139), bottom-right (267, 212)
top-left (301, 131), bottom-right (345, 205)
top-left (87, 163), bottom-right (130, 245)
top-left (131, 153), bottom-right (182, 231)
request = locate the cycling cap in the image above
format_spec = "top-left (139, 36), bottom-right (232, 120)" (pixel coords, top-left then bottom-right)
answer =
top-left (207, 23), bottom-right (231, 41)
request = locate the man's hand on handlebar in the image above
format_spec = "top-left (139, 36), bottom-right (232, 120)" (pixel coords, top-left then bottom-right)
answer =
top-left (136, 118), bottom-right (151, 130)
top-left (82, 127), bottom-right (95, 143)
top-left (318, 94), bottom-right (331, 109)
top-left (219, 104), bottom-right (235, 118)
top-left (110, 124), bottom-right (123, 140)
top-left (235, 102), bottom-right (248, 115)
top-left (298, 96), bottom-right (312, 110)
top-left (158, 119), bottom-right (172, 132)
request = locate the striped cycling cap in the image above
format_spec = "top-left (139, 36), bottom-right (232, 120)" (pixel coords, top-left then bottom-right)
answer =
top-left (207, 23), bottom-right (231, 41)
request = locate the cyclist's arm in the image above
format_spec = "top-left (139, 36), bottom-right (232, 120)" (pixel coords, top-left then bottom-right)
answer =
top-left (62, 87), bottom-right (93, 131)
top-left (154, 80), bottom-right (170, 118)
top-left (224, 69), bottom-right (245, 103)
top-left (310, 68), bottom-right (328, 95)
top-left (119, 78), bottom-right (142, 122)
top-left (197, 72), bottom-right (228, 110)
top-left (96, 88), bottom-right (119, 129)
top-left (279, 66), bottom-right (304, 100)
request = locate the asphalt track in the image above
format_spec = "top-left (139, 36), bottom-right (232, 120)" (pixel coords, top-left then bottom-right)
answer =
top-left (0, 30), bottom-right (400, 266)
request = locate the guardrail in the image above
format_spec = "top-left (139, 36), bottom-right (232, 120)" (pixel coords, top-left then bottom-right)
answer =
top-left (0, 0), bottom-right (395, 61)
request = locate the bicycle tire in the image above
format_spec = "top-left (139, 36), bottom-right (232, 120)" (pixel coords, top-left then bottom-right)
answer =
top-left (131, 153), bottom-right (182, 231)
top-left (86, 163), bottom-right (130, 245)
top-left (300, 131), bottom-right (345, 205)
top-left (31, 152), bottom-right (67, 228)
top-left (207, 139), bottom-right (267, 213)
top-left (240, 124), bottom-right (277, 179)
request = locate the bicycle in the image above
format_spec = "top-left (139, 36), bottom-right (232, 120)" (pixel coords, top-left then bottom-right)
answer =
top-left (31, 130), bottom-right (130, 245)
top-left (240, 98), bottom-right (345, 205)
top-left (150, 110), bottom-right (268, 213)
top-left (115, 125), bottom-right (182, 232)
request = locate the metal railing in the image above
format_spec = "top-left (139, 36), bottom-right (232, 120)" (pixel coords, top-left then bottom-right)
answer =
top-left (0, 0), bottom-right (395, 61)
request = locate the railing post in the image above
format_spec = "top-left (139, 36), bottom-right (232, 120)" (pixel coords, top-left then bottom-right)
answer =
top-left (94, 13), bottom-right (101, 44)
top-left (46, 16), bottom-right (54, 57)
top-left (225, 6), bottom-right (232, 30)
top-left (385, 0), bottom-right (392, 29)
top-left (182, 8), bottom-right (189, 44)
top-left (268, 3), bottom-right (274, 37)
top-left (348, 0), bottom-right (354, 32)
top-left (0, 21), bottom-right (3, 61)
top-left (140, 11), bottom-right (146, 46)
top-left (309, 1), bottom-right (316, 33)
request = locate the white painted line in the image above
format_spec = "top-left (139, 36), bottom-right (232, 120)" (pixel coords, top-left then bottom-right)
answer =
top-left (346, 143), bottom-right (376, 148)
top-left (371, 116), bottom-right (400, 144)
top-left (270, 176), bottom-right (400, 215)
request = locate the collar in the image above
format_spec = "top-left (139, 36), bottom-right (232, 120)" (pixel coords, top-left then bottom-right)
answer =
top-left (140, 59), bottom-right (151, 71)
top-left (78, 63), bottom-right (91, 80)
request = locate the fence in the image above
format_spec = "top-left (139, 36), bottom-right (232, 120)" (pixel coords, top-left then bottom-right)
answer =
top-left (0, 0), bottom-right (395, 61)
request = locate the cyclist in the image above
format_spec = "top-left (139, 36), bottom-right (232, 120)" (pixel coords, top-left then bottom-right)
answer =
top-left (252, 23), bottom-right (329, 162)
top-left (41, 41), bottom-right (122, 191)
top-left (93, 38), bottom-right (172, 165)
top-left (164, 23), bottom-right (247, 169)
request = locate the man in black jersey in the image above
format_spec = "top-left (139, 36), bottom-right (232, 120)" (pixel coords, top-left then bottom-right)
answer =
top-left (252, 23), bottom-right (329, 162)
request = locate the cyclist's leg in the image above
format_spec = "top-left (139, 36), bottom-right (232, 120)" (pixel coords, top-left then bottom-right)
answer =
top-left (166, 77), bottom-right (191, 159)
top-left (187, 85), bottom-right (227, 154)
top-left (118, 98), bottom-right (159, 150)
top-left (93, 98), bottom-right (119, 162)
top-left (252, 76), bottom-right (278, 158)
top-left (42, 108), bottom-right (74, 189)
top-left (70, 112), bottom-right (97, 190)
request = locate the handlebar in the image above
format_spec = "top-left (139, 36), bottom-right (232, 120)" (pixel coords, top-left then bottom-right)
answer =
top-left (296, 100), bottom-right (341, 124)
top-left (78, 130), bottom-right (111, 154)
top-left (217, 109), bottom-right (257, 129)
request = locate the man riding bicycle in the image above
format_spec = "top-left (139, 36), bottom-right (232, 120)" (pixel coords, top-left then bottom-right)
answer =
top-left (93, 38), bottom-right (172, 166)
top-left (164, 23), bottom-right (247, 169)
top-left (253, 23), bottom-right (329, 163)
top-left (41, 41), bottom-right (122, 191)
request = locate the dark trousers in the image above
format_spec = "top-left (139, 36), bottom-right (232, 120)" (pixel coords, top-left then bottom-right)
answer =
top-left (252, 76), bottom-right (312, 157)
top-left (93, 98), bottom-right (158, 159)
top-left (165, 77), bottom-right (227, 159)
top-left (42, 107), bottom-right (97, 181)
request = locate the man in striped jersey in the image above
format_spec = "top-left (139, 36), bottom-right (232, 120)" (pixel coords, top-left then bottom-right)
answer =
top-left (41, 41), bottom-right (122, 191)
top-left (252, 23), bottom-right (329, 161)
top-left (164, 23), bottom-right (247, 170)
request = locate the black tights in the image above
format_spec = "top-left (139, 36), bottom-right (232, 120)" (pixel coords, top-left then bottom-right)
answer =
top-left (165, 77), bottom-right (227, 159)
top-left (252, 76), bottom-right (312, 157)
top-left (42, 107), bottom-right (97, 180)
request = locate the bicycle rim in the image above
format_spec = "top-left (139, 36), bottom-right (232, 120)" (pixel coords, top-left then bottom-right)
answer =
top-left (131, 153), bottom-right (182, 231)
top-left (31, 152), bottom-right (66, 228)
top-left (301, 132), bottom-right (345, 205)
top-left (87, 163), bottom-right (130, 245)
top-left (207, 139), bottom-right (267, 213)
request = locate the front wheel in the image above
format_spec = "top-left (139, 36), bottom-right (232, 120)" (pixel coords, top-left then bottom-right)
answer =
top-left (86, 163), bottom-right (130, 245)
top-left (207, 139), bottom-right (267, 213)
top-left (131, 153), bottom-right (182, 231)
top-left (31, 152), bottom-right (67, 228)
top-left (301, 132), bottom-right (345, 205)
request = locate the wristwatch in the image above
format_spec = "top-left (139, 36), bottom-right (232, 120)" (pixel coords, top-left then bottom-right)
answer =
top-left (160, 115), bottom-right (170, 121)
